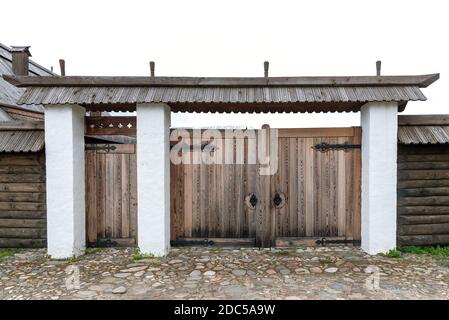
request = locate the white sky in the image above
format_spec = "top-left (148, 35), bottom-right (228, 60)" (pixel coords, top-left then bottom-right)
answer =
top-left (2, 0), bottom-right (446, 128)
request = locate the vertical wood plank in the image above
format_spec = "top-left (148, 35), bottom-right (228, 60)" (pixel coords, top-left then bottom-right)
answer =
top-left (121, 154), bottom-right (130, 239)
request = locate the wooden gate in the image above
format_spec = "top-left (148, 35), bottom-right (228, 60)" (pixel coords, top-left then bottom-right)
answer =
top-left (171, 127), bottom-right (361, 247)
top-left (85, 144), bottom-right (137, 247)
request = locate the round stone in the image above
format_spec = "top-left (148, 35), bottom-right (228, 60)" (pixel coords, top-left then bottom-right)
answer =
top-left (310, 267), bottom-right (322, 273)
top-left (232, 269), bottom-right (246, 276)
top-left (203, 270), bottom-right (216, 276)
top-left (325, 267), bottom-right (338, 273)
top-left (189, 270), bottom-right (202, 277)
top-left (112, 286), bottom-right (127, 294)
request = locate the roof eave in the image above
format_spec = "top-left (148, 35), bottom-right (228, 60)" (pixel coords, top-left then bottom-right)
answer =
top-left (2, 73), bottom-right (440, 88)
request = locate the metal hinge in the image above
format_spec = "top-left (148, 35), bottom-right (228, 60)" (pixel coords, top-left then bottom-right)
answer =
top-left (315, 238), bottom-right (361, 245)
top-left (313, 142), bottom-right (361, 152)
top-left (170, 239), bottom-right (215, 246)
top-left (85, 144), bottom-right (117, 152)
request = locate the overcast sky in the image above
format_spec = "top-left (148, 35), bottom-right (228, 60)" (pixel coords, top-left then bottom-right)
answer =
top-left (3, 0), bottom-right (446, 128)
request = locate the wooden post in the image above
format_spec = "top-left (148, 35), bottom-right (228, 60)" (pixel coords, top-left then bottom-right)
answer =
top-left (376, 60), bottom-right (381, 76)
top-left (264, 61), bottom-right (269, 78)
top-left (150, 61), bottom-right (155, 78)
top-left (59, 59), bottom-right (66, 76)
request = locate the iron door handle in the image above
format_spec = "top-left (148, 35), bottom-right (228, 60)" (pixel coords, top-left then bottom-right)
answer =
top-left (273, 192), bottom-right (282, 207)
top-left (249, 194), bottom-right (258, 208)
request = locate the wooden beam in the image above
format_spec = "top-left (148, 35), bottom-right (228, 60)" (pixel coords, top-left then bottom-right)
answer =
top-left (3, 73), bottom-right (440, 88)
top-left (399, 115), bottom-right (449, 126)
top-left (0, 121), bottom-right (44, 130)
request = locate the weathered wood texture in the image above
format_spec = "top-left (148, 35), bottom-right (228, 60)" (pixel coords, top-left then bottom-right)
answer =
top-left (85, 144), bottom-right (137, 247)
top-left (398, 144), bottom-right (449, 246)
top-left (0, 152), bottom-right (46, 248)
top-left (85, 116), bottom-right (136, 136)
top-left (171, 128), bottom-right (361, 246)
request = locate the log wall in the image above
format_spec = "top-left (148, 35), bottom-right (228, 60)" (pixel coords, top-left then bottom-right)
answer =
top-left (0, 152), bottom-right (46, 247)
top-left (398, 144), bottom-right (449, 246)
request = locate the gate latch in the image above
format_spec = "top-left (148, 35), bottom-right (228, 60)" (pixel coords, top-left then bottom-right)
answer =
top-left (313, 142), bottom-right (361, 152)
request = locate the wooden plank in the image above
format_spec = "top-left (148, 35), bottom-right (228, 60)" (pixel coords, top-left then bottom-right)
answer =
top-left (399, 223), bottom-right (449, 236)
top-left (121, 154), bottom-right (130, 239)
top-left (398, 196), bottom-right (449, 206)
top-left (0, 166), bottom-right (45, 174)
top-left (0, 228), bottom-right (46, 239)
top-left (96, 153), bottom-right (106, 239)
top-left (104, 154), bottom-right (114, 238)
top-left (183, 163), bottom-right (192, 238)
top-left (398, 115), bottom-right (449, 126)
top-left (398, 161), bottom-right (449, 170)
top-left (352, 128), bottom-right (362, 240)
top-left (0, 153), bottom-right (43, 166)
top-left (0, 218), bottom-right (46, 228)
top-left (399, 170), bottom-right (449, 180)
top-left (0, 192), bottom-right (44, 202)
top-left (0, 210), bottom-right (46, 219)
top-left (7, 74), bottom-right (438, 88)
top-left (398, 154), bottom-right (449, 162)
top-left (0, 183), bottom-right (45, 193)
top-left (399, 215), bottom-right (449, 225)
top-left (85, 151), bottom-right (97, 243)
top-left (0, 120), bottom-right (44, 130)
top-left (278, 127), bottom-right (355, 138)
top-left (398, 206), bottom-right (449, 215)
top-left (399, 187), bottom-right (449, 197)
top-left (398, 235), bottom-right (449, 246)
top-left (398, 179), bottom-right (449, 189)
top-left (0, 202), bottom-right (45, 211)
top-left (0, 174), bottom-right (45, 183)
top-left (0, 238), bottom-right (46, 248)
top-left (129, 153), bottom-right (138, 239)
top-left (304, 137), bottom-right (314, 237)
top-left (112, 154), bottom-right (122, 238)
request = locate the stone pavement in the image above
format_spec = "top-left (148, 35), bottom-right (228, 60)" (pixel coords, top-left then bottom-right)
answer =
top-left (1, 246), bottom-right (448, 300)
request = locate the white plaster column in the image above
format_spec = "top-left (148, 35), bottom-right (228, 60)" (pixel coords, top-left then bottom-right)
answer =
top-left (360, 102), bottom-right (398, 254)
top-left (44, 104), bottom-right (86, 259)
top-left (136, 103), bottom-right (171, 256)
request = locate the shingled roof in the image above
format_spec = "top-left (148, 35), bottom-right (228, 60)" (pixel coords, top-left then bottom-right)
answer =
top-left (0, 43), bottom-right (55, 113)
top-left (4, 73), bottom-right (439, 113)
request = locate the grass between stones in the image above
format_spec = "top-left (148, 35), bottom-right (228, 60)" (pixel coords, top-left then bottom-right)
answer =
top-left (399, 245), bottom-right (449, 258)
top-left (380, 245), bottom-right (449, 260)
top-left (0, 248), bottom-right (23, 262)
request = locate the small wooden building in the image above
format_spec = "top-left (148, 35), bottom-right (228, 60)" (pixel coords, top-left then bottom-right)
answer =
top-left (0, 43), bottom-right (53, 247)
top-left (397, 115), bottom-right (449, 246)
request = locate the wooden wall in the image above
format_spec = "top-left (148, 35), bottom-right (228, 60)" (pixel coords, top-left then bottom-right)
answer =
top-left (398, 144), bottom-right (449, 246)
top-left (0, 152), bottom-right (46, 247)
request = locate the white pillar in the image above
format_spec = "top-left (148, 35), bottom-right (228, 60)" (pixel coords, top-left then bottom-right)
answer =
top-left (360, 102), bottom-right (398, 254)
top-left (136, 103), bottom-right (171, 256)
top-left (44, 104), bottom-right (86, 259)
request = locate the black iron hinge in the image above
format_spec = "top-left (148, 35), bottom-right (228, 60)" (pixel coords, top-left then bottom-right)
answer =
top-left (171, 239), bottom-right (215, 246)
top-left (313, 142), bottom-right (361, 152)
top-left (85, 144), bottom-right (117, 152)
top-left (315, 238), bottom-right (361, 245)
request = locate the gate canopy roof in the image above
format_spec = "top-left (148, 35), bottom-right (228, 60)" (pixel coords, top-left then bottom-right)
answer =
top-left (3, 74), bottom-right (439, 113)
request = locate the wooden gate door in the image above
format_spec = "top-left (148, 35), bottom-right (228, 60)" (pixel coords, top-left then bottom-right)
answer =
top-left (170, 128), bottom-right (361, 247)
top-left (273, 128), bottom-right (361, 246)
top-left (171, 132), bottom-right (258, 246)
top-left (85, 144), bottom-right (137, 247)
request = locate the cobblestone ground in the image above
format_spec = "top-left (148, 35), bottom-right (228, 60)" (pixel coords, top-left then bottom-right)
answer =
top-left (1, 246), bottom-right (449, 300)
